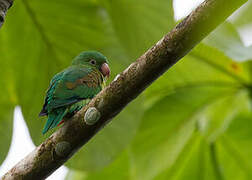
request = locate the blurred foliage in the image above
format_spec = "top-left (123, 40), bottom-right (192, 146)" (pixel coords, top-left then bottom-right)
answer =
top-left (0, 0), bottom-right (252, 179)
top-left (204, 22), bottom-right (252, 61)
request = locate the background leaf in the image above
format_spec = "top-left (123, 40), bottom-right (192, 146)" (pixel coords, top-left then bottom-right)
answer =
top-left (102, 0), bottom-right (174, 58)
top-left (231, 1), bottom-right (252, 28)
top-left (205, 22), bottom-right (252, 61)
top-left (128, 43), bottom-right (251, 180)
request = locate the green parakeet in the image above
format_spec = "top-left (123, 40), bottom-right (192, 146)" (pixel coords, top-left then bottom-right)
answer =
top-left (39, 51), bottom-right (110, 134)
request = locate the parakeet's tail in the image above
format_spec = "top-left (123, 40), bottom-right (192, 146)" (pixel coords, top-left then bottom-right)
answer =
top-left (42, 108), bottom-right (68, 134)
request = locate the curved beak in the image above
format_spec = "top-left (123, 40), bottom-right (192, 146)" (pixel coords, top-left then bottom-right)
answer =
top-left (100, 63), bottom-right (110, 78)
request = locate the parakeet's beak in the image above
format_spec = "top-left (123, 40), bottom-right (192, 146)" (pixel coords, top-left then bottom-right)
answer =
top-left (100, 63), bottom-right (110, 78)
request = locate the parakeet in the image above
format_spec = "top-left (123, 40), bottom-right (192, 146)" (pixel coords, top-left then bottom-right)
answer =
top-left (39, 51), bottom-right (110, 134)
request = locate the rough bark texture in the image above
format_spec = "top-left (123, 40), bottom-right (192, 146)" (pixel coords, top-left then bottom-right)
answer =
top-left (1, 0), bottom-right (247, 179)
top-left (0, 0), bottom-right (13, 28)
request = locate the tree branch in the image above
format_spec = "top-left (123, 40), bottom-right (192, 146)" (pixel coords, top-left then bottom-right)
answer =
top-left (0, 0), bottom-right (13, 28)
top-left (1, 0), bottom-right (247, 179)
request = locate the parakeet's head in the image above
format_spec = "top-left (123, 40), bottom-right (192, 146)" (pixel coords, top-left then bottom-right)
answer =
top-left (72, 51), bottom-right (110, 77)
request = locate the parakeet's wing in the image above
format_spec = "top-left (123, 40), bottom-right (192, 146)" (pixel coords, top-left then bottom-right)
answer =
top-left (39, 71), bottom-right (64, 116)
top-left (39, 65), bottom-right (103, 116)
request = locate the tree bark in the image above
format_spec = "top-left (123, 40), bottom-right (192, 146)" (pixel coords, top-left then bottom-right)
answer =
top-left (0, 0), bottom-right (13, 28)
top-left (1, 0), bottom-right (247, 179)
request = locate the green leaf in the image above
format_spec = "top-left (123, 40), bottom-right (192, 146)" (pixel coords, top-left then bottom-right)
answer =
top-left (0, 104), bottom-right (13, 164)
top-left (145, 43), bottom-right (250, 108)
top-left (218, 112), bottom-right (252, 179)
top-left (197, 89), bottom-right (250, 141)
top-left (130, 86), bottom-right (235, 180)
top-left (156, 91), bottom-right (251, 180)
top-left (204, 22), bottom-right (252, 61)
top-left (154, 137), bottom-right (217, 180)
top-left (1, 0), bottom-right (61, 146)
top-left (102, 0), bottom-right (175, 58)
top-left (65, 170), bottom-right (87, 180)
top-left (66, 150), bottom-right (131, 180)
top-left (0, 31), bottom-right (16, 165)
top-left (129, 44), bottom-right (251, 180)
top-left (231, 1), bottom-right (252, 28)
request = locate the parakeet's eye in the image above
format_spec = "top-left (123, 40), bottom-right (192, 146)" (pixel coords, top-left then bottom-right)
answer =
top-left (90, 59), bottom-right (96, 65)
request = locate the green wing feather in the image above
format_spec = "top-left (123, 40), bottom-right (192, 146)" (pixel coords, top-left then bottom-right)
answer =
top-left (40, 65), bottom-right (103, 134)
top-left (39, 71), bottom-right (64, 116)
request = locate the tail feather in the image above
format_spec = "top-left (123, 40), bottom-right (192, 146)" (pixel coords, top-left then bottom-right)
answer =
top-left (42, 108), bottom-right (68, 134)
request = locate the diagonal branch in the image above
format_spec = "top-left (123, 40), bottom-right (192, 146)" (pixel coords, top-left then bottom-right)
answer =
top-left (0, 0), bottom-right (13, 28)
top-left (1, 0), bottom-right (247, 179)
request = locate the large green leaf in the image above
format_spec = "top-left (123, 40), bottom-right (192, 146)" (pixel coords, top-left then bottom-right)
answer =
top-left (102, 0), bottom-right (175, 58)
top-left (66, 150), bottom-right (131, 180)
top-left (219, 112), bottom-right (252, 179)
top-left (0, 20), bottom-right (17, 165)
top-left (145, 43), bottom-right (250, 108)
top-left (130, 86), bottom-right (235, 180)
top-left (128, 44), bottom-right (252, 180)
top-left (0, 98), bottom-right (13, 164)
top-left (0, 0), bottom-right (174, 170)
top-left (154, 112), bottom-right (252, 180)
top-left (154, 136), bottom-right (217, 180)
top-left (205, 22), bottom-right (252, 61)
top-left (231, 1), bottom-right (252, 28)
top-left (0, 106), bottom-right (13, 164)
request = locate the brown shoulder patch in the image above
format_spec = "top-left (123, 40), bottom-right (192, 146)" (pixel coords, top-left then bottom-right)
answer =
top-left (66, 70), bottom-right (102, 89)
top-left (65, 82), bottom-right (77, 90)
